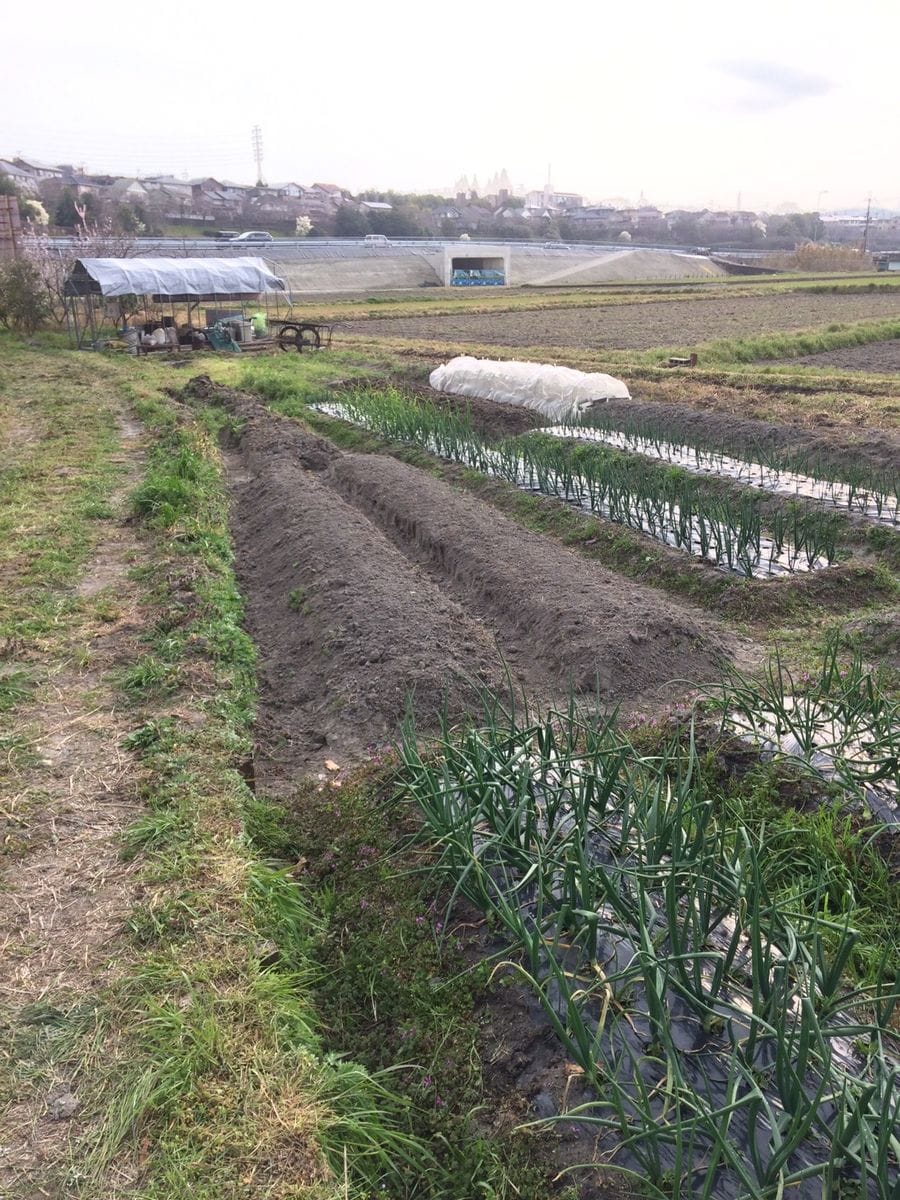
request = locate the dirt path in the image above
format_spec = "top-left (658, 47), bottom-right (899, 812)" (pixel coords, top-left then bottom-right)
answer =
top-left (0, 416), bottom-right (146, 1198)
top-left (217, 387), bottom-right (739, 786)
top-left (339, 291), bottom-right (900, 351)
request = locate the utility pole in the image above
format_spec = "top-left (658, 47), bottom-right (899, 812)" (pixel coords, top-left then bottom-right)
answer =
top-left (861, 194), bottom-right (872, 253)
top-left (251, 125), bottom-right (265, 187)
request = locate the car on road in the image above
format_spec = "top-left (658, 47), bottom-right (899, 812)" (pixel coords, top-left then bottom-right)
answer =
top-left (230, 231), bottom-right (274, 242)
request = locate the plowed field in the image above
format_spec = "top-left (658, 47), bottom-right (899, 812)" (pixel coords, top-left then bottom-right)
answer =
top-left (219, 386), bottom-right (737, 786)
top-left (340, 291), bottom-right (900, 350)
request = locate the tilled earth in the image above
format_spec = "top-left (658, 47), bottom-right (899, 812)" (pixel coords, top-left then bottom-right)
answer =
top-left (587, 397), bottom-right (900, 476)
top-left (201, 381), bottom-right (738, 785)
top-left (770, 337), bottom-right (900, 373)
top-left (339, 291), bottom-right (900, 351)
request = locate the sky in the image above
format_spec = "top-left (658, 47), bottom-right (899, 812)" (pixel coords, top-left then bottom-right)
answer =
top-left (2, 0), bottom-right (898, 213)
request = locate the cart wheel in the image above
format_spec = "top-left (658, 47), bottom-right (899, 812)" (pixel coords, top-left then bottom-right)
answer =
top-left (296, 323), bottom-right (321, 352)
top-left (278, 324), bottom-right (302, 352)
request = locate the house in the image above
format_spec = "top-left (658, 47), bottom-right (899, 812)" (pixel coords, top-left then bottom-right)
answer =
top-left (0, 159), bottom-right (38, 194)
top-left (142, 175), bottom-right (193, 198)
top-left (14, 157), bottom-right (64, 182)
top-left (563, 205), bottom-right (617, 223)
top-left (189, 179), bottom-right (237, 212)
top-left (268, 182), bottom-right (305, 199)
top-left (360, 200), bottom-right (392, 212)
top-left (106, 178), bottom-right (151, 202)
top-left (311, 182), bottom-right (345, 202)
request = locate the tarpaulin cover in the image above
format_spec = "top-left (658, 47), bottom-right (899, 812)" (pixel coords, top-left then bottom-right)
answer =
top-left (429, 355), bottom-right (630, 420)
top-left (69, 257), bottom-right (286, 298)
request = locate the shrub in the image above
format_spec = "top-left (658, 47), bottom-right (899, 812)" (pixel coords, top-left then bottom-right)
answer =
top-left (773, 243), bottom-right (874, 273)
top-left (0, 258), bottom-right (53, 333)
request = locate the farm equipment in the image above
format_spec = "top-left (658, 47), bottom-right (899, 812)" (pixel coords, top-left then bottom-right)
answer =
top-left (274, 321), bottom-right (335, 352)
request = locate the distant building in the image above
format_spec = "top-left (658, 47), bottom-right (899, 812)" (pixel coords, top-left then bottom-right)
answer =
top-left (106, 178), bottom-right (151, 202)
top-left (0, 159), bottom-right (38, 194)
top-left (13, 157), bottom-right (64, 182)
top-left (524, 187), bottom-right (585, 212)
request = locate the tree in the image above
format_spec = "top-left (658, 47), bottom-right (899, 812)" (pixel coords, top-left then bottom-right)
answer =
top-left (53, 187), bottom-right (99, 232)
top-left (54, 188), bottom-right (82, 229)
top-left (368, 207), bottom-right (424, 238)
top-left (116, 203), bottom-right (147, 234)
top-left (334, 205), bottom-right (370, 237)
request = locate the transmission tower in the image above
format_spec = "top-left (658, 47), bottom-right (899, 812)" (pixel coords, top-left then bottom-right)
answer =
top-left (251, 125), bottom-right (265, 186)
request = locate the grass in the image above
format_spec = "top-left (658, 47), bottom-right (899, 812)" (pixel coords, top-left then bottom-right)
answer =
top-left (0, 337), bottom-right (125, 659)
top-left (1, 342), bottom-right (572, 1199)
top-left (254, 274), bottom-right (900, 326)
top-left (61, 401), bottom-right (452, 1198)
top-left (656, 316), bottom-right (900, 368)
top-left (5, 320), bottom-right (898, 1197)
top-left (245, 769), bottom-right (577, 1200)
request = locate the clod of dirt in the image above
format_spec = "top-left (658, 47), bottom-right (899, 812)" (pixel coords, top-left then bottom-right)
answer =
top-left (47, 1090), bottom-right (79, 1122)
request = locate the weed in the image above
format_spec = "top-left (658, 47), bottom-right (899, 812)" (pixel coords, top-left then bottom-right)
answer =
top-left (0, 667), bottom-right (32, 711)
top-left (120, 655), bottom-right (179, 699)
top-left (288, 585), bottom-right (311, 615)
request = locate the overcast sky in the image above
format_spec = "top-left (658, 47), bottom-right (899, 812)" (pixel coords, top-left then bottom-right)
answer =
top-left (2, 0), bottom-right (897, 212)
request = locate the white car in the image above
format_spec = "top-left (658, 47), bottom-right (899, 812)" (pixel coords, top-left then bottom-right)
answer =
top-left (231, 231), bottom-right (274, 242)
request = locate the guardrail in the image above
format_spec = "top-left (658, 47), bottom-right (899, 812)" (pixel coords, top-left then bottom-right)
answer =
top-left (38, 235), bottom-right (751, 257)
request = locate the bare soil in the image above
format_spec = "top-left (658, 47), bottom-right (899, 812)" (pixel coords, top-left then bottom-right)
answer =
top-left (327, 451), bottom-right (734, 696)
top-left (339, 292), bottom-right (900, 351)
top-left (589, 396), bottom-right (900, 477)
top-left (226, 417), bottom-right (505, 790)
top-left (770, 338), bottom-right (900, 373)
top-left (211, 383), bottom-right (737, 786)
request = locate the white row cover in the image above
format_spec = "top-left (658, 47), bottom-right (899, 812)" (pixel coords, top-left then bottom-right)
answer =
top-left (429, 355), bottom-right (630, 421)
top-left (71, 256), bottom-right (286, 298)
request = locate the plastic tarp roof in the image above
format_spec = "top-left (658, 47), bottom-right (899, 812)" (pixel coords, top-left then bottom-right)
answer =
top-left (68, 257), bottom-right (286, 298)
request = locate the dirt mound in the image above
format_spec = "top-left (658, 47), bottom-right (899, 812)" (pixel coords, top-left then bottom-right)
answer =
top-left (406, 381), bottom-right (543, 438)
top-left (326, 451), bottom-right (733, 699)
top-left (213, 381), bottom-right (739, 781)
top-left (226, 426), bottom-right (507, 787)
top-left (597, 396), bottom-right (900, 477)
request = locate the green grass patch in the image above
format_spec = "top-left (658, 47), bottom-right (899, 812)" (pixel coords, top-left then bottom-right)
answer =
top-left (649, 315), bottom-right (900, 367)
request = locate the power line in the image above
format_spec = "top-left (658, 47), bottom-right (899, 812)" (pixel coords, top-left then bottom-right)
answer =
top-left (251, 125), bottom-right (265, 187)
